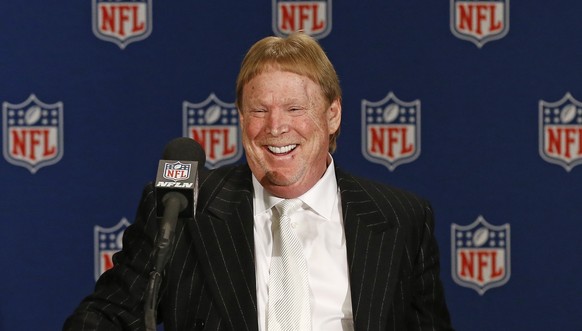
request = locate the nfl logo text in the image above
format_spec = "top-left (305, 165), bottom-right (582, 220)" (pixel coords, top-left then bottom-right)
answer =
top-left (272, 0), bottom-right (332, 39)
top-left (93, 0), bottom-right (152, 49)
top-left (450, 0), bottom-right (509, 48)
top-left (163, 161), bottom-right (191, 181)
top-left (451, 215), bottom-right (511, 295)
top-left (539, 93), bottom-right (582, 172)
top-left (2, 94), bottom-right (64, 174)
top-left (361, 92), bottom-right (420, 171)
top-left (94, 218), bottom-right (130, 281)
top-left (183, 93), bottom-right (242, 169)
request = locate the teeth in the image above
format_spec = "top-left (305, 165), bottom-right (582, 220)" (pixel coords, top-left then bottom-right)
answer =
top-left (268, 144), bottom-right (297, 154)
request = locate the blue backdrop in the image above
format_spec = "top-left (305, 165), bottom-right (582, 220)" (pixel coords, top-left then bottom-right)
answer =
top-left (1, 1), bottom-right (581, 330)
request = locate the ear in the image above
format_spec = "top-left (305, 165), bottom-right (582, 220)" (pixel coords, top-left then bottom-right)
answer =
top-left (327, 98), bottom-right (342, 134)
top-left (238, 108), bottom-right (245, 128)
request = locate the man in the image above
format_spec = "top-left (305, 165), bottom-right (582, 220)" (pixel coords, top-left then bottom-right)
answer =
top-left (64, 32), bottom-right (453, 330)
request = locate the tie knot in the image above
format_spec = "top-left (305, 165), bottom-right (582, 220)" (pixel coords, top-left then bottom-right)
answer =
top-left (277, 198), bottom-right (302, 217)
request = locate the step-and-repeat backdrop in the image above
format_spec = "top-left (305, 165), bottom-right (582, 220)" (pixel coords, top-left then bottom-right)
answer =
top-left (1, 1), bottom-right (581, 330)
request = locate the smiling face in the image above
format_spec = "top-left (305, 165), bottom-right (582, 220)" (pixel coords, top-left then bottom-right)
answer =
top-left (239, 66), bottom-right (341, 198)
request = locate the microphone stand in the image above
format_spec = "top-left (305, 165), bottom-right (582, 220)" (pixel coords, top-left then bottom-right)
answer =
top-left (144, 192), bottom-right (188, 331)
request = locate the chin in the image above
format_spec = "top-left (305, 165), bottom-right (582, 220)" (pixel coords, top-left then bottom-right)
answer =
top-left (265, 170), bottom-right (297, 186)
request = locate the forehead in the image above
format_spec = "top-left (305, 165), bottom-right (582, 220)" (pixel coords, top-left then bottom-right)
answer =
top-left (242, 69), bottom-right (323, 103)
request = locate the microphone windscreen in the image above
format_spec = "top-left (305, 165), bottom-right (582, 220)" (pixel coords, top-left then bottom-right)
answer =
top-left (162, 137), bottom-right (206, 169)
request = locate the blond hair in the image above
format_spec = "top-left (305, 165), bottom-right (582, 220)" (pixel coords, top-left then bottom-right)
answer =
top-left (236, 32), bottom-right (342, 153)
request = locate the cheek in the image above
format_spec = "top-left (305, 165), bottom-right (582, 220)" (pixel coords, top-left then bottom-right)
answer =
top-left (241, 117), bottom-right (264, 142)
top-left (303, 112), bottom-right (328, 137)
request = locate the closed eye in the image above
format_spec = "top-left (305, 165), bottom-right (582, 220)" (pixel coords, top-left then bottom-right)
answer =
top-left (288, 107), bottom-right (307, 115)
top-left (248, 108), bottom-right (267, 117)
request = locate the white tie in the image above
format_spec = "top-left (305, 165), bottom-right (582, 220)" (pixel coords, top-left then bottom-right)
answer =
top-left (267, 199), bottom-right (312, 331)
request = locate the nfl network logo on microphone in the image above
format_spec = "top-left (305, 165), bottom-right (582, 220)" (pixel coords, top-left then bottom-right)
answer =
top-left (163, 161), bottom-right (191, 181)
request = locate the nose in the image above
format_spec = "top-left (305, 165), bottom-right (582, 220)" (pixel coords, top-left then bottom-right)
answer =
top-left (265, 110), bottom-right (289, 136)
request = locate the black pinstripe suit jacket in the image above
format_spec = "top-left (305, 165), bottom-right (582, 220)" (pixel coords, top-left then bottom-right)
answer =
top-left (64, 164), bottom-right (453, 331)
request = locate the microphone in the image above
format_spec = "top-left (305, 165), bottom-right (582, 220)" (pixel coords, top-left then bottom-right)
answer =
top-left (145, 137), bottom-right (206, 331)
top-left (155, 137), bottom-right (206, 219)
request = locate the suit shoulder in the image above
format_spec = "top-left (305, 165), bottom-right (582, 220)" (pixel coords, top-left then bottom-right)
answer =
top-left (197, 163), bottom-right (252, 209)
top-left (337, 168), bottom-right (427, 203)
top-left (199, 163), bottom-right (251, 189)
top-left (336, 168), bottom-right (432, 224)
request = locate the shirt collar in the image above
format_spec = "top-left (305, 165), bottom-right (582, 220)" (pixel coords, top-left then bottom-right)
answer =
top-left (252, 155), bottom-right (338, 221)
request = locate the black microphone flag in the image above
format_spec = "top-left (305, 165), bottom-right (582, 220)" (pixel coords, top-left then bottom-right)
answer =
top-left (154, 137), bottom-right (206, 218)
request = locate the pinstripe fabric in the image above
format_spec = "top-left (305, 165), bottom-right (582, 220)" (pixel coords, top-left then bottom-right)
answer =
top-left (337, 168), bottom-right (453, 331)
top-left (63, 164), bottom-right (453, 331)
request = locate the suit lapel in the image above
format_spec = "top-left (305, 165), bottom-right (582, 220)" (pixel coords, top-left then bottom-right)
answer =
top-left (337, 169), bottom-right (405, 330)
top-left (185, 165), bottom-right (405, 330)
top-left (188, 165), bottom-right (259, 331)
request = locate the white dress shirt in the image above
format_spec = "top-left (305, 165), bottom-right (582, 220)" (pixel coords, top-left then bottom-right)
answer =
top-left (253, 157), bottom-right (354, 331)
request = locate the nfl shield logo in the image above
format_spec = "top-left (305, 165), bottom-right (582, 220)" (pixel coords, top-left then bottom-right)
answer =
top-left (183, 93), bottom-right (242, 169)
top-left (361, 92), bottom-right (421, 171)
top-left (92, 0), bottom-right (152, 49)
top-left (94, 218), bottom-right (131, 281)
top-left (2, 94), bottom-right (64, 174)
top-left (163, 161), bottom-right (191, 181)
top-left (272, 0), bottom-right (332, 39)
top-left (450, 0), bottom-right (510, 48)
top-left (539, 92), bottom-right (582, 172)
top-left (451, 216), bottom-right (511, 295)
